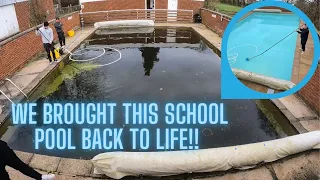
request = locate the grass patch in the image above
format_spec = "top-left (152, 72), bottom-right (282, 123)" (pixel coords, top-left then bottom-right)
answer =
top-left (216, 3), bottom-right (242, 16)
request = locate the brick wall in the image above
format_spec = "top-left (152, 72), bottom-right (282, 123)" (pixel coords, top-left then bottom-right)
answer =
top-left (200, 8), bottom-right (230, 37)
top-left (15, 1), bottom-right (31, 31)
top-left (14, 0), bottom-right (56, 32)
top-left (81, 0), bottom-right (202, 25)
top-left (81, 0), bottom-right (145, 12)
top-left (81, 0), bottom-right (203, 12)
top-left (179, 0), bottom-right (204, 13)
top-left (298, 66), bottom-right (320, 114)
top-left (0, 12), bottom-right (80, 80)
top-left (43, 0), bottom-right (56, 20)
top-left (155, 0), bottom-right (167, 9)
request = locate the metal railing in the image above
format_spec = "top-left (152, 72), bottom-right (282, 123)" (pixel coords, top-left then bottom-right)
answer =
top-left (0, 78), bottom-right (28, 104)
top-left (81, 9), bottom-right (194, 25)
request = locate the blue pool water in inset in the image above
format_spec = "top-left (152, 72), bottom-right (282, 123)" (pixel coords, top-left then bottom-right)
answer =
top-left (227, 12), bottom-right (300, 80)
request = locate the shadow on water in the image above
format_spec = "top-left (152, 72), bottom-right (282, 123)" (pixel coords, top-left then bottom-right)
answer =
top-left (0, 27), bottom-right (296, 159)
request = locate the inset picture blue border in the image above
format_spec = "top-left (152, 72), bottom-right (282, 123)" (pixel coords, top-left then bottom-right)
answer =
top-left (221, 1), bottom-right (320, 99)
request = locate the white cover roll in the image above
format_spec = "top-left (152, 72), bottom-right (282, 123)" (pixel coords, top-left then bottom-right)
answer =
top-left (94, 20), bottom-right (154, 29)
top-left (232, 68), bottom-right (296, 90)
top-left (92, 131), bottom-right (320, 179)
top-left (95, 27), bottom-right (155, 35)
top-left (253, 9), bottom-right (282, 13)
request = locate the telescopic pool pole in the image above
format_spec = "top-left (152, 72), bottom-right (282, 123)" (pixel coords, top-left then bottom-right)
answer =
top-left (245, 25), bottom-right (304, 61)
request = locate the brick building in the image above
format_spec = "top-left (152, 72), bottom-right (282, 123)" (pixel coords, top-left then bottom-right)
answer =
top-left (80, 0), bottom-right (204, 13)
top-left (0, 0), bottom-right (55, 39)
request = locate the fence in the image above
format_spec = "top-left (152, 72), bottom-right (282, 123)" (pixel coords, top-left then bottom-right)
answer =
top-left (55, 5), bottom-right (81, 16)
top-left (81, 9), bottom-right (194, 25)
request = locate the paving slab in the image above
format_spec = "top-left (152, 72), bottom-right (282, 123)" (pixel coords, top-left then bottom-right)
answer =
top-left (272, 151), bottom-right (320, 180)
top-left (192, 167), bottom-right (273, 180)
top-left (271, 99), bottom-right (287, 110)
top-left (0, 27), bottom-right (95, 101)
top-left (29, 154), bottom-right (61, 172)
top-left (279, 109), bottom-right (298, 123)
top-left (57, 158), bottom-right (92, 176)
top-left (279, 95), bottom-right (317, 119)
top-left (291, 121), bottom-right (308, 134)
top-left (14, 150), bottom-right (34, 164)
top-left (300, 120), bottom-right (320, 132)
top-left (55, 174), bottom-right (95, 180)
top-left (6, 167), bottom-right (31, 180)
top-left (7, 167), bottom-right (47, 180)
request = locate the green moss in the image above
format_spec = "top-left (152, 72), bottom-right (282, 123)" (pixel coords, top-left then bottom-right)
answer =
top-left (254, 100), bottom-right (287, 137)
top-left (254, 100), bottom-right (297, 137)
top-left (41, 63), bottom-right (97, 97)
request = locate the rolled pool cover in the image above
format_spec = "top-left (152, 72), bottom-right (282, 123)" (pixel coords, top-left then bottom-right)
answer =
top-left (95, 27), bottom-right (155, 35)
top-left (94, 20), bottom-right (154, 29)
top-left (253, 9), bottom-right (282, 13)
top-left (232, 68), bottom-right (296, 90)
top-left (92, 131), bottom-right (320, 179)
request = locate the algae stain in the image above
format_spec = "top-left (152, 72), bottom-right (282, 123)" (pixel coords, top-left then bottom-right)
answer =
top-left (41, 63), bottom-right (97, 97)
top-left (254, 100), bottom-right (297, 137)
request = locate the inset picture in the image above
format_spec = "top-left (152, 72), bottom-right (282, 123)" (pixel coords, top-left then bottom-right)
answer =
top-left (227, 7), bottom-right (317, 94)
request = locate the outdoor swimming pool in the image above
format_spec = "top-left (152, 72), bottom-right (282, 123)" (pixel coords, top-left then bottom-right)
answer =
top-left (0, 27), bottom-right (296, 159)
top-left (228, 12), bottom-right (300, 81)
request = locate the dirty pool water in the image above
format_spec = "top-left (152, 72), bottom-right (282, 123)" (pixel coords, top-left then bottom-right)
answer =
top-left (0, 27), bottom-right (296, 159)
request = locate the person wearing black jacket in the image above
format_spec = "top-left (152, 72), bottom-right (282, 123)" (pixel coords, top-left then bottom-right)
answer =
top-left (297, 24), bottom-right (309, 54)
top-left (54, 17), bottom-right (66, 47)
top-left (0, 140), bottom-right (55, 180)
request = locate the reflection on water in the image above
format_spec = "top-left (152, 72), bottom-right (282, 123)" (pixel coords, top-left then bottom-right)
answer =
top-left (0, 27), bottom-right (293, 159)
top-left (140, 47), bottom-right (160, 76)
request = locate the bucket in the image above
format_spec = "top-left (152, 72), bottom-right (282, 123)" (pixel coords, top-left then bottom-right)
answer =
top-left (68, 30), bottom-right (75, 37)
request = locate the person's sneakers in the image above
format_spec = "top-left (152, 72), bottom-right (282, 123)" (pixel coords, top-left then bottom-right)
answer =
top-left (49, 61), bottom-right (53, 65)
top-left (54, 59), bottom-right (58, 62)
top-left (42, 174), bottom-right (55, 180)
top-left (299, 47), bottom-right (302, 50)
top-left (301, 51), bottom-right (304, 54)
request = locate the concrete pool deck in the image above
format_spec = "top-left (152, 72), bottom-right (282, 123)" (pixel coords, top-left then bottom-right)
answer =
top-left (291, 21), bottom-right (315, 84)
top-left (0, 23), bottom-right (318, 180)
top-left (0, 27), bottom-right (96, 126)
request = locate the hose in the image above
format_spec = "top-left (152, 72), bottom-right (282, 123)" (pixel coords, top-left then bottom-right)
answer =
top-left (37, 26), bottom-right (122, 68)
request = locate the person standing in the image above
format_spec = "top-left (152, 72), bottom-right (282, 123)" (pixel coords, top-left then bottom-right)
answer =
top-left (36, 21), bottom-right (57, 64)
top-left (54, 17), bottom-right (66, 48)
top-left (0, 140), bottom-right (55, 180)
top-left (297, 24), bottom-right (309, 54)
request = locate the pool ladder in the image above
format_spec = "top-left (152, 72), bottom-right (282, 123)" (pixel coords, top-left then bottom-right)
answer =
top-left (0, 78), bottom-right (28, 104)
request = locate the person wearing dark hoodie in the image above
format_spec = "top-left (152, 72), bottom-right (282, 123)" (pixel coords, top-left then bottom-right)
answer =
top-left (297, 24), bottom-right (309, 54)
top-left (54, 17), bottom-right (66, 48)
top-left (0, 140), bottom-right (55, 180)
